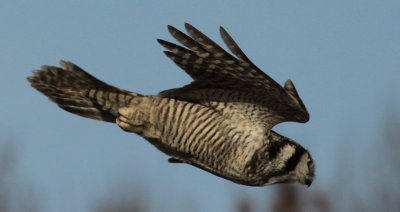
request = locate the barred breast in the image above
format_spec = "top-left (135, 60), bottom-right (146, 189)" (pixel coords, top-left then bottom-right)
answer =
top-left (141, 96), bottom-right (267, 181)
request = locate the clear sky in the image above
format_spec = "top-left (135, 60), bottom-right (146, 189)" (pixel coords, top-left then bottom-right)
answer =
top-left (1, 1), bottom-right (399, 211)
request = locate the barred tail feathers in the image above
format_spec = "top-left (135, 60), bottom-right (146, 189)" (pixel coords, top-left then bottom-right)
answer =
top-left (27, 60), bottom-right (141, 122)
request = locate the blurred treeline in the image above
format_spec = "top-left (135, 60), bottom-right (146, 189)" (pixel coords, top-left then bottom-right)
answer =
top-left (1, 104), bottom-right (399, 212)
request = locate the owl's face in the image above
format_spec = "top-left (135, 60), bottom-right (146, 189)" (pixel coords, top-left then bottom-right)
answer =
top-left (260, 143), bottom-right (314, 186)
top-left (294, 151), bottom-right (314, 186)
top-left (271, 151), bottom-right (314, 186)
top-left (241, 131), bottom-right (314, 186)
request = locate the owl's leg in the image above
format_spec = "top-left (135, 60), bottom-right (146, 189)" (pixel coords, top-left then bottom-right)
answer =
top-left (116, 107), bottom-right (147, 133)
top-left (116, 105), bottom-right (161, 139)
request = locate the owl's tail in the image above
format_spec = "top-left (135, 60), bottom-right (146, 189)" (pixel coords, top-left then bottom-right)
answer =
top-left (27, 60), bottom-right (142, 123)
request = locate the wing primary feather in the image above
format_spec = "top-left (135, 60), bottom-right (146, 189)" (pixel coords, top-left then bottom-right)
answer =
top-left (167, 25), bottom-right (208, 54)
top-left (184, 23), bottom-right (232, 57)
top-left (157, 39), bottom-right (195, 59)
top-left (219, 26), bottom-right (251, 63)
top-left (219, 26), bottom-right (283, 88)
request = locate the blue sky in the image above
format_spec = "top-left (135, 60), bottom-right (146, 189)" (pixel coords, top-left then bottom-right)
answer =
top-left (1, 1), bottom-right (399, 211)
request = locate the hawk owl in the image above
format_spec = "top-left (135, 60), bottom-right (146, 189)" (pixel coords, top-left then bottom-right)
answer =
top-left (27, 23), bottom-right (314, 186)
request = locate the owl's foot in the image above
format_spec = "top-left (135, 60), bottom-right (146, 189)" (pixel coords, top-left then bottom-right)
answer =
top-left (116, 107), bottom-right (148, 133)
top-left (116, 106), bottom-right (161, 140)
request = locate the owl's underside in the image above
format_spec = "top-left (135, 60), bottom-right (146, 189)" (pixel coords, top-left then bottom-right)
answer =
top-left (27, 23), bottom-right (314, 186)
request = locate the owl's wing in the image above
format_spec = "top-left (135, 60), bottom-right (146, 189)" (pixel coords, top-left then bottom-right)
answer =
top-left (158, 23), bottom-right (309, 130)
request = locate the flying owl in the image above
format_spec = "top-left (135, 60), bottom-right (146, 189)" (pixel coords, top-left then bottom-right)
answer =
top-left (27, 23), bottom-right (314, 186)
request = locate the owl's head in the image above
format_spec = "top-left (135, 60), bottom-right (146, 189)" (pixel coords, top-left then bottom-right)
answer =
top-left (245, 131), bottom-right (314, 187)
top-left (264, 131), bottom-right (314, 186)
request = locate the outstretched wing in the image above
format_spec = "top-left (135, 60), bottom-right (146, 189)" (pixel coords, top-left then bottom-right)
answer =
top-left (158, 23), bottom-right (309, 131)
